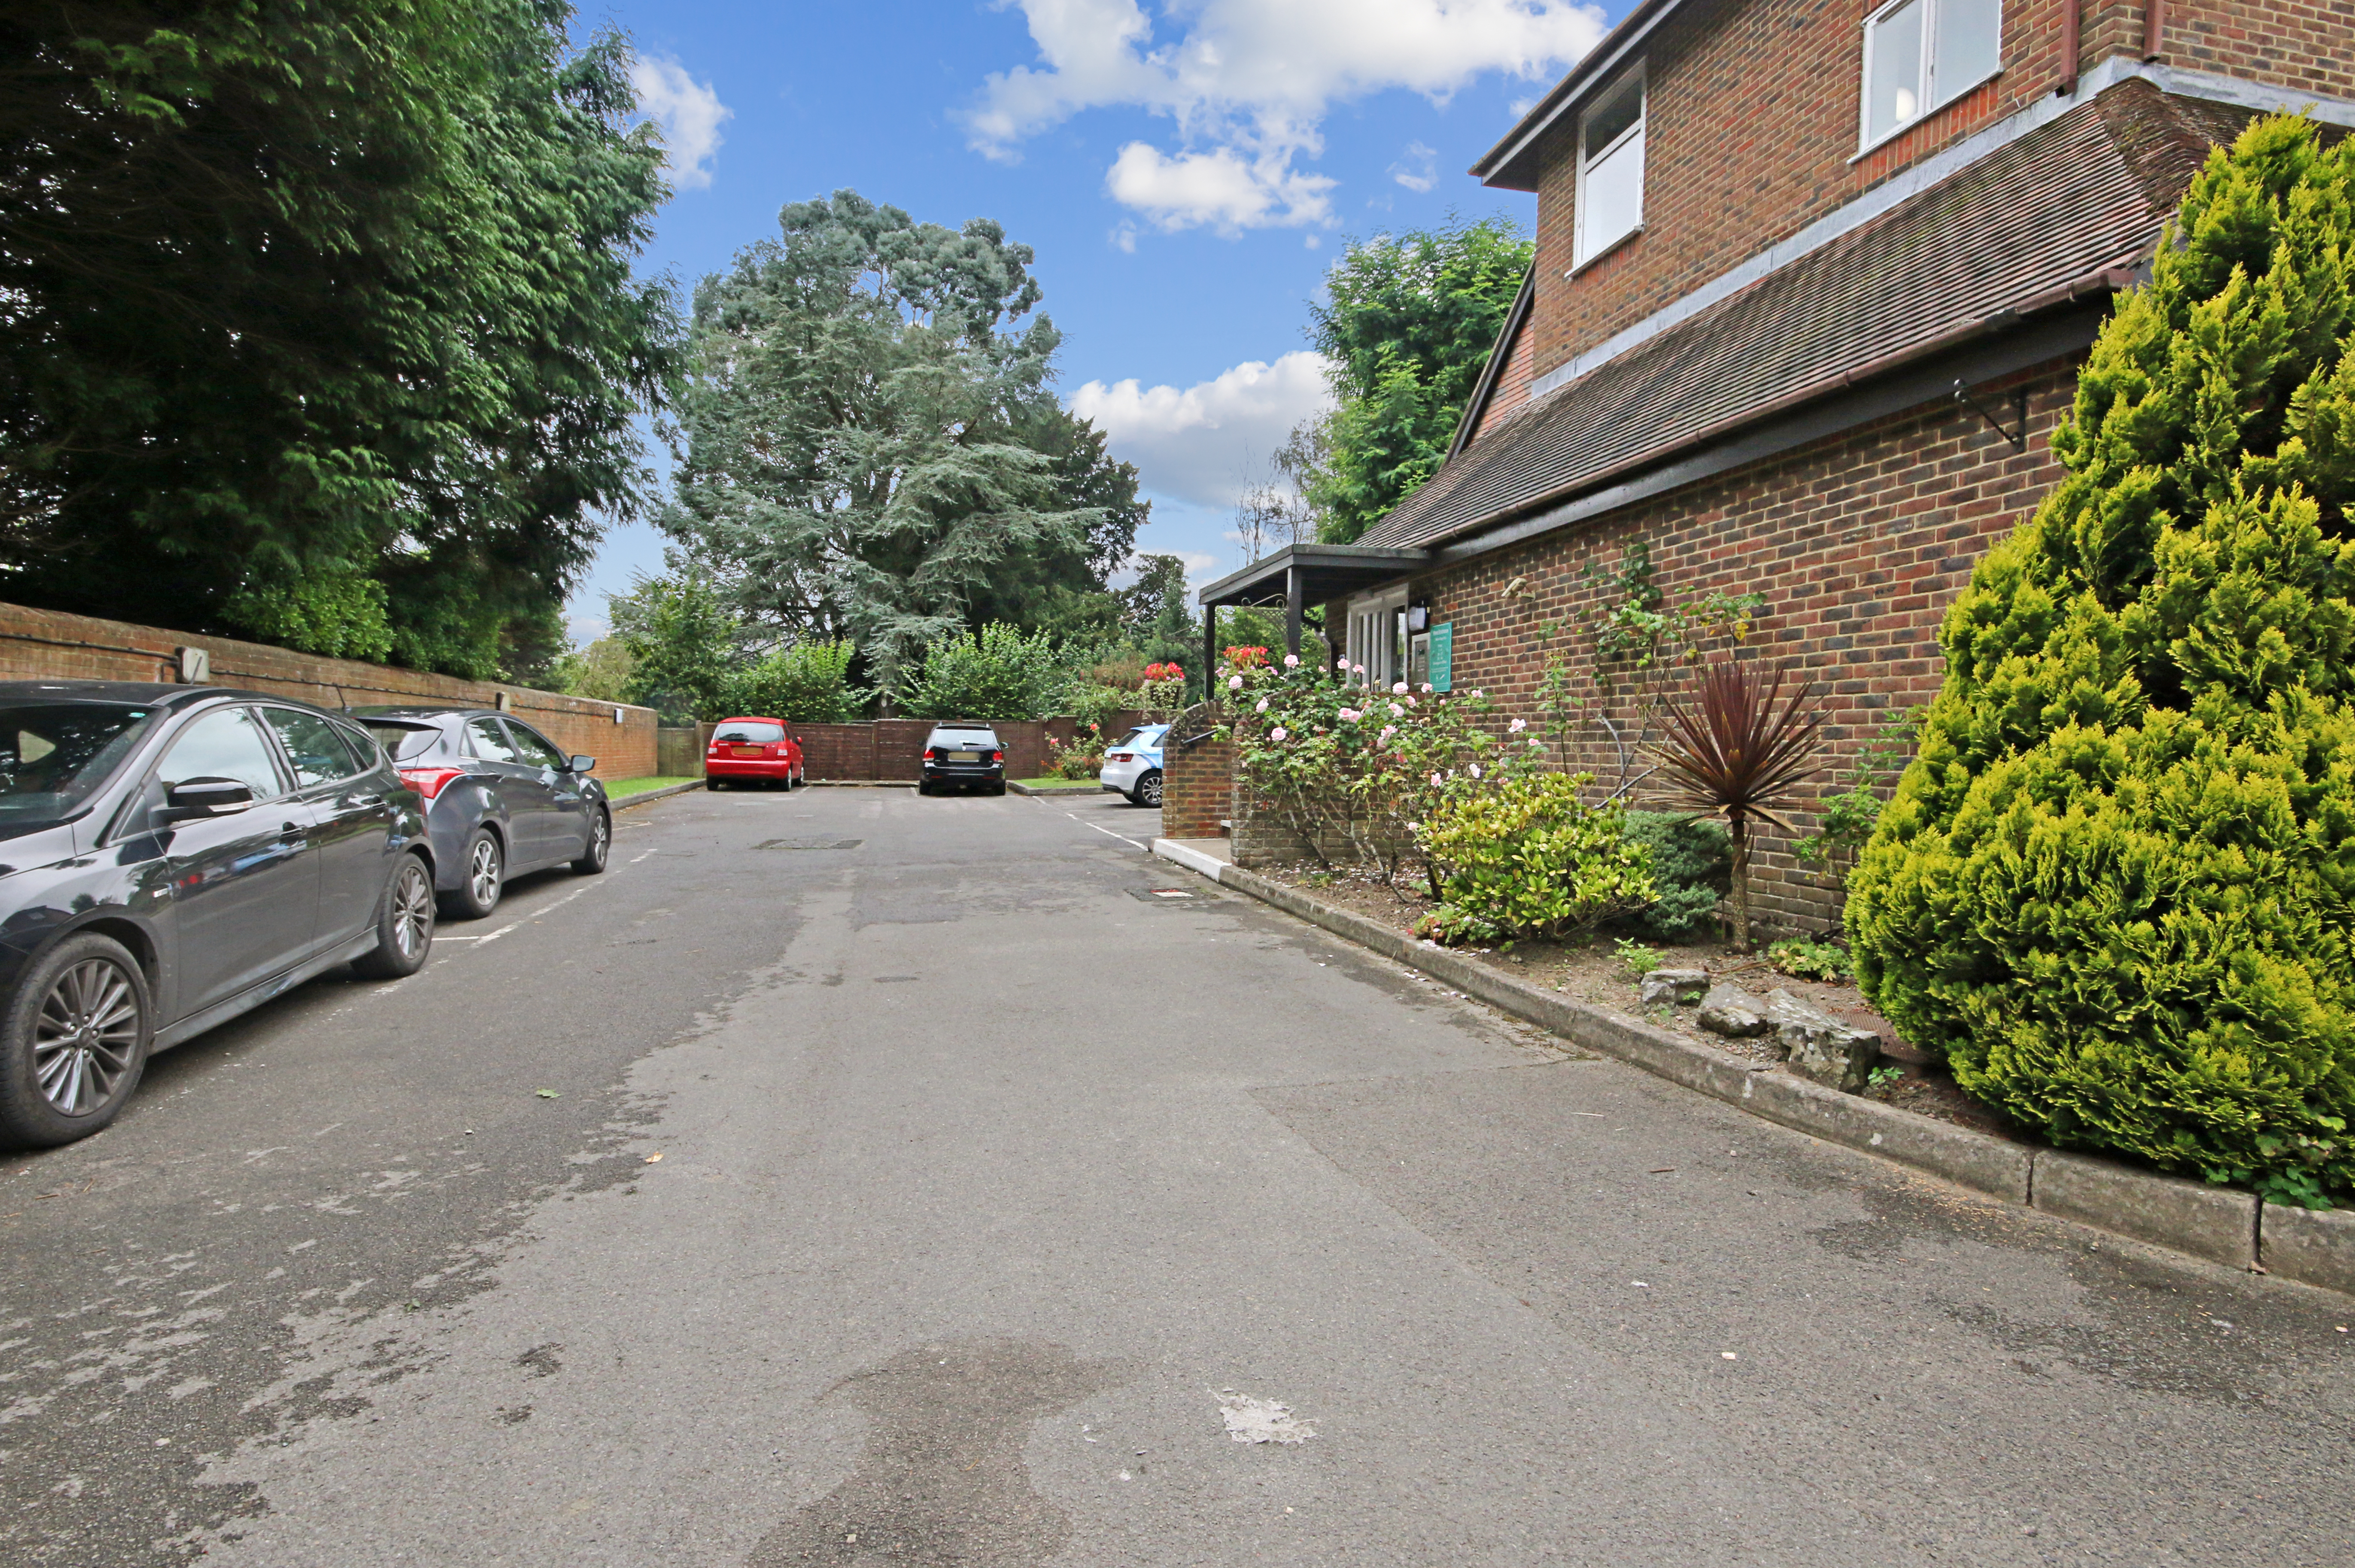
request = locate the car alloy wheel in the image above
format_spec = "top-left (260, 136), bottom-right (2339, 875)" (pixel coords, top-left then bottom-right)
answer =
top-left (33, 955), bottom-right (142, 1118)
top-left (448, 828), bottom-right (503, 919)
top-left (356, 856), bottom-right (436, 979)
top-left (574, 808), bottom-right (611, 874)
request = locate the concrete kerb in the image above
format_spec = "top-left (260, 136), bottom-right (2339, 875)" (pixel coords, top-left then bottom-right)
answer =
top-left (1149, 839), bottom-right (2350, 1297)
top-left (1009, 781), bottom-right (1100, 797)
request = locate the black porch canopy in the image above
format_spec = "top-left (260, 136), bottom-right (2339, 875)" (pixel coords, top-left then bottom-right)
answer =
top-left (1193, 543), bottom-right (1429, 670)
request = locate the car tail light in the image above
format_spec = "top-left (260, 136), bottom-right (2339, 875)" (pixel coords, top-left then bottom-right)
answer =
top-left (991, 750), bottom-right (1004, 763)
top-left (1107, 751), bottom-right (1131, 762)
top-left (924, 747), bottom-right (941, 761)
top-left (398, 766), bottom-right (465, 800)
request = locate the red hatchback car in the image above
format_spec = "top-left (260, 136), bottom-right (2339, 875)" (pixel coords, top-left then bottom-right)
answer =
top-left (705, 716), bottom-right (805, 790)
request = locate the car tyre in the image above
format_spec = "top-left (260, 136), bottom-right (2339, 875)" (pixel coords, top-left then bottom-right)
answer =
top-left (1134, 769), bottom-right (1164, 808)
top-left (353, 855), bottom-right (435, 980)
top-left (445, 827), bottom-right (504, 919)
top-left (991, 781), bottom-right (1007, 796)
top-left (0, 932), bottom-right (152, 1149)
top-left (572, 808), bottom-right (611, 875)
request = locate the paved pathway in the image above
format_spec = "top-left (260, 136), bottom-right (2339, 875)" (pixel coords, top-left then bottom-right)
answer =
top-left (2, 786), bottom-right (2348, 1565)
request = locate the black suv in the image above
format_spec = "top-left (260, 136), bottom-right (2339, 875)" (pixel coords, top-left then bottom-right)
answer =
top-left (918, 724), bottom-right (1006, 796)
top-left (0, 681), bottom-right (435, 1147)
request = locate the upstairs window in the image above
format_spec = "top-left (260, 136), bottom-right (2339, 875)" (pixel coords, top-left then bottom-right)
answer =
top-left (1573, 67), bottom-right (1646, 270)
top-left (1860, 0), bottom-right (2003, 149)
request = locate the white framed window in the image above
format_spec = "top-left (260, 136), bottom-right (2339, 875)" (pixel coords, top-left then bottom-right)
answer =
top-left (1572, 66), bottom-right (1646, 271)
top-left (1345, 587), bottom-right (1410, 689)
top-left (1859, 0), bottom-right (2003, 152)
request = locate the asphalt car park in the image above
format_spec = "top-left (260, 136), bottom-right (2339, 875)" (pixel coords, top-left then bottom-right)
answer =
top-left (4, 783), bottom-right (2349, 1568)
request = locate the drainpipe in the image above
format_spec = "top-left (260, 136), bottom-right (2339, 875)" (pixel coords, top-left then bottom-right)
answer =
top-left (1203, 607), bottom-right (1218, 700)
top-left (2142, 0), bottom-right (2165, 58)
top-left (2057, 0), bottom-right (2081, 93)
top-left (1284, 567), bottom-right (1303, 658)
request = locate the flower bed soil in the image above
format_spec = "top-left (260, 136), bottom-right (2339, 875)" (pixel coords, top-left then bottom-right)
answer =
top-left (1254, 860), bottom-right (2021, 1142)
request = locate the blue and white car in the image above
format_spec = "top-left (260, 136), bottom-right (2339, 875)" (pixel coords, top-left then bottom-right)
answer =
top-left (1098, 723), bottom-right (1168, 807)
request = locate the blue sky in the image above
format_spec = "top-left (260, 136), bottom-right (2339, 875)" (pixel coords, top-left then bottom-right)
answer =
top-left (568, 0), bottom-right (1616, 639)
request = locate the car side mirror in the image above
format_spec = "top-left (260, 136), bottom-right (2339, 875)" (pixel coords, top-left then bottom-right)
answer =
top-left (158, 777), bottom-right (255, 823)
top-left (569, 755), bottom-right (596, 774)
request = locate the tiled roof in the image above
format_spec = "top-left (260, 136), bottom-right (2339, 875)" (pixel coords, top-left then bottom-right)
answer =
top-left (1359, 82), bottom-right (2249, 553)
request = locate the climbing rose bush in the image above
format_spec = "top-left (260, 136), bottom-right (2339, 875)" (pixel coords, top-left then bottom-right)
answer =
top-left (1845, 117), bottom-right (2355, 1204)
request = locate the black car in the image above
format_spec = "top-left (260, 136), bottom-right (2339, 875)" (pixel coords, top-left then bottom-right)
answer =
top-left (918, 724), bottom-right (1006, 796)
top-left (0, 681), bottom-right (436, 1148)
top-left (351, 707), bottom-right (610, 919)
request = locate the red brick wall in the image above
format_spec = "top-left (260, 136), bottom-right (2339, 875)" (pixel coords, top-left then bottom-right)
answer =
top-left (0, 600), bottom-right (660, 778)
top-left (1409, 359), bottom-right (2080, 932)
top-left (790, 717), bottom-right (1134, 781)
top-left (1522, 0), bottom-right (2349, 383)
top-left (1160, 735), bottom-right (1234, 841)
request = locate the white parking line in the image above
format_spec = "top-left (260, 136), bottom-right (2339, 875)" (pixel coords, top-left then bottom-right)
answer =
top-left (631, 848), bottom-right (658, 863)
top-left (472, 881), bottom-right (599, 946)
top-left (1067, 812), bottom-right (1149, 852)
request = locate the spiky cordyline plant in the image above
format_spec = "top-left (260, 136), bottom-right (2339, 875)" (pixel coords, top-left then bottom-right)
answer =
top-left (1648, 659), bottom-right (1826, 951)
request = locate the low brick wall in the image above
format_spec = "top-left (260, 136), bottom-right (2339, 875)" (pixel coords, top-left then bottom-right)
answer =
top-left (780, 714), bottom-right (1149, 782)
top-left (1161, 733), bottom-right (1234, 840)
top-left (0, 600), bottom-right (659, 778)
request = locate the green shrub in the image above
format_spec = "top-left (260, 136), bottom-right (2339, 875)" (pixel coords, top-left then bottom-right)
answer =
top-left (726, 640), bottom-right (866, 723)
top-left (1412, 903), bottom-right (1504, 947)
top-left (1414, 774), bottom-right (1654, 941)
top-left (900, 623), bottom-right (1066, 720)
top-left (1614, 938), bottom-right (1662, 977)
top-left (1846, 117), bottom-right (2355, 1204)
top-left (1767, 936), bottom-right (1851, 983)
top-left (1617, 811), bottom-right (1729, 940)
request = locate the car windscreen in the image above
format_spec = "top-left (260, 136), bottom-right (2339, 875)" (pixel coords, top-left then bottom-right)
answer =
top-left (363, 721), bottom-right (444, 762)
top-left (931, 731), bottom-right (997, 748)
top-left (0, 702), bottom-right (161, 840)
top-left (713, 721), bottom-right (784, 745)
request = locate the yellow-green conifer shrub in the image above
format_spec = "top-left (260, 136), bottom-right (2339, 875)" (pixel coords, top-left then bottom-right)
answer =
top-left (1846, 116), bottom-right (2355, 1204)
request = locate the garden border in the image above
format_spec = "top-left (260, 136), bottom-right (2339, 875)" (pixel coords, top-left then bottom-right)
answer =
top-left (1151, 837), bottom-right (2355, 1299)
top-left (611, 780), bottom-right (705, 811)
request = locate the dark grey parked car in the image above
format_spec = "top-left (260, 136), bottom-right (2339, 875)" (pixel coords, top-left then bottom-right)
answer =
top-left (352, 708), bottom-right (611, 919)
top-left (0, 681), bottom-right (435, 1147)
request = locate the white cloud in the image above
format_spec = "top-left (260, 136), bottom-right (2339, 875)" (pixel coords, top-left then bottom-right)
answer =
top-left (1071, 351), bottom-right (1335, 508)
top-left (1391, 140), bottom-right (1440, 192)
top-left (631, 56), bottom-right (732, 191)
top-left (965, 0), bottom-right (1603, 233)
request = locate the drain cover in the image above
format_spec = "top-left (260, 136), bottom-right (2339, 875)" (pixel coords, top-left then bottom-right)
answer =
top-left (1128, 887), bottom-right (1202, 902)
top-left (754, 838), bottom-right (864, 851)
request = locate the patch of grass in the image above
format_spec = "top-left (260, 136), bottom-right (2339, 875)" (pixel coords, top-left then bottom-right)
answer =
top-left (602, 775), bottom-right (698, 799)
top-left (1012, 776), bottom-right (1100, 790)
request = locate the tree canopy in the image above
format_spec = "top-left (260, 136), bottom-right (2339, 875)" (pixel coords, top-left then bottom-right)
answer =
top-left (659, 190), bottom-right (1142, 693)
top-left (0, 0), bottom-right (678, 677)
top-left (1297, 216), bottom-right (1533, 544)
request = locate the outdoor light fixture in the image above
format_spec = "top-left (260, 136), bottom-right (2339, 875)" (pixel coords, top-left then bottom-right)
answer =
top-left (1405, 605), bottom-right (1430, 633)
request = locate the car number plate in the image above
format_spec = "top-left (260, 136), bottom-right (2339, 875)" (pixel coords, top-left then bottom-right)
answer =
top-left (732, 746), bottom-right (763, 757)
top-left (948, 749), bottom-right (979, 761)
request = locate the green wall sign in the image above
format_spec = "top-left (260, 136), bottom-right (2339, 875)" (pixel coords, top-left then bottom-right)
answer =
top-left (1429, 622), bottom-right (1453, 692)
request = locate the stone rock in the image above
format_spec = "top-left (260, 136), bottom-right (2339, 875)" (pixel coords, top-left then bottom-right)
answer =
top-left (1767, 989), bottom-right (1881, 1094)
top-left (1696, 983), bottom-right (1770, 1038)
top-left (1638, 968), bottom-right (1709, 1006)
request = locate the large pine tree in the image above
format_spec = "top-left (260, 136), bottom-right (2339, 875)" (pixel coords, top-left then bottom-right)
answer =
top-left (1847, 116), bottom-right (2355, 1202)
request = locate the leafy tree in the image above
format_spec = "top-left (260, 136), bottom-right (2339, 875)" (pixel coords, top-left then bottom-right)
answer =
top-left (1846, 117), bottom-right (2355, 1204)
top-left (726, 641), bottom-right (866, 723)
top-left (899, 623), bottom-right (1066, 721)
top-left (661, 190), bottom-right (1100, 692)
top-left (0, 0), bottom-right (677, 676)
top-left (963, 404), bottom-right (1151, 635)
top-left (1300, 216), bottom-right (1533, 543)
top-left (611, 574), bottom-right (738, 724)
top-left (553, 636), bottom-right (636, 702)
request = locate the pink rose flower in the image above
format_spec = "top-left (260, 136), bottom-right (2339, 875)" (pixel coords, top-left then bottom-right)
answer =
top-left (1269, 726), bottom-right (1288, 742)
top-left (1285, 653), bottom-right (1300, 668)
top-left (1228, 674), bottom-right (1243, 690)
top-left (1508, 717), bottom-right (1527, 733)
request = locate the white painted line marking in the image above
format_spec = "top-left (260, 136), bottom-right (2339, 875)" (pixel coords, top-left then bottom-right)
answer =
top-left (630, 848), bottom-right (657, 863)
top-left (474, 881), bottom-right (598, 946)
top-left (1066, 812), bottom-right (1149, 852)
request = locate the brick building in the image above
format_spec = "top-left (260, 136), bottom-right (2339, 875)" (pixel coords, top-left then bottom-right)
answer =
top-left (1199, 0), bottom-right (2353, 930)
